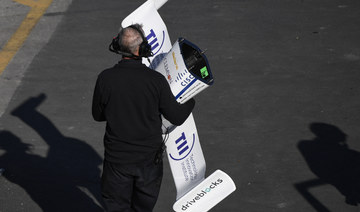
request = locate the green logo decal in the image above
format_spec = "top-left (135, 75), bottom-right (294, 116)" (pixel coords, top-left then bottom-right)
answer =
top-left (200, 66), bottom-right (209, 79)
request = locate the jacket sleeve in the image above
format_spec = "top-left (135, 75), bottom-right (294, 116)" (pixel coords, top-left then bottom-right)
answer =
top-left (159, 77), bottom-right (195, 126)
top-left (92, 76), bottom-right (106, 122)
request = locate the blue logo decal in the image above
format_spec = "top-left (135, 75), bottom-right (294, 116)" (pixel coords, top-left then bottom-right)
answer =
top-left (169, 132), bottom-right (195, 161)
top-left (146, 29), bottom-right (165, 55)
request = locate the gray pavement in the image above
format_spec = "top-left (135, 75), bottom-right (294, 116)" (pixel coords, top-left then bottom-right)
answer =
top-left (0, 0), bottom-right (73, 117)
top-left (1, 0), bottom-right (360, 211)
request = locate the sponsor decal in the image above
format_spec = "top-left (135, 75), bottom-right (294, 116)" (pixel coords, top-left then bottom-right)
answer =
top-left (174, 69), bottom-right (196, 87)
top-left (146, 29), bottom-right (165, 55)
top-left (169, 132), bottom-right (195, 161)
top-left (180, 153), bottom-right (198, 182)
top-left (200, 66), bottom-right (209, 79)
top-left (169, 133), bottom-right (199, 182)
top-left (181, 178), bottom-right (224, 211)
top-left (172, 51), bottom-right (179, 70)
top-left (163, 57), bottom-right (173, 83)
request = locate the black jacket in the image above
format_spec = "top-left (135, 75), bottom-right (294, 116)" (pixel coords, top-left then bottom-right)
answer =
top-left (92, 59), bottom-right (195, 164)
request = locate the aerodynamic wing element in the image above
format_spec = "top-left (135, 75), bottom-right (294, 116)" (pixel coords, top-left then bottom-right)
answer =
top-left (121, 1), bottom-right (236, 211)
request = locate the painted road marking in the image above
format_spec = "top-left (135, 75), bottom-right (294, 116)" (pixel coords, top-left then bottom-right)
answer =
top-left (0, 0), bottom-right (53, 75)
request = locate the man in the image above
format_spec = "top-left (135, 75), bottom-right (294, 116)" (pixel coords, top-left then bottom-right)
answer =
top-left (92, 24), bottom-right (195, 212)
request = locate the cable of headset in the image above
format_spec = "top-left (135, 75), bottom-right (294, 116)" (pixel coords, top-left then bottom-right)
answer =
top-left (154, 125), bottom-right (170, 164)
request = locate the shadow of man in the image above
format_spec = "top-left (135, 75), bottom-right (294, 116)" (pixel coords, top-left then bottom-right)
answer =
top-left (297, 123), bottom-right (360, 208)
top-left (0, 93), bottom-right (104, 211)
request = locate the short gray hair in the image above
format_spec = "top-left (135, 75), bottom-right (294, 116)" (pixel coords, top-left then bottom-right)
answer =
top-left (118, 24), bottom-right (144, 55)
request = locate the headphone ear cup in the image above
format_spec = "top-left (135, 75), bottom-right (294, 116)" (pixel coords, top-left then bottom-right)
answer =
top-left (139, 41), bottom-right (152, 57)
top-left (112, 35), bottom-right (121, 51)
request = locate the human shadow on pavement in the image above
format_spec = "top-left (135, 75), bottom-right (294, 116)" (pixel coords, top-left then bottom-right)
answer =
top-left (0, 93), bottom-right (104, 211)
top-left (295, 123), bottom-right (360, 212)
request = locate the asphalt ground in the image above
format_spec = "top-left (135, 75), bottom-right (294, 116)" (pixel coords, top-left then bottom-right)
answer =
top-left (1, 0), bottom-right (360, 211)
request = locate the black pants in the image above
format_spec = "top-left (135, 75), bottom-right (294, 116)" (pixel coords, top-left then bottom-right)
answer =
top-left (101, 160), bottom-right (163, 212)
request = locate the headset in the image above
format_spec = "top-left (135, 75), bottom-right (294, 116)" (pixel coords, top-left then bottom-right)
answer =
top-left (109, 24), bottom-right (153, 59)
